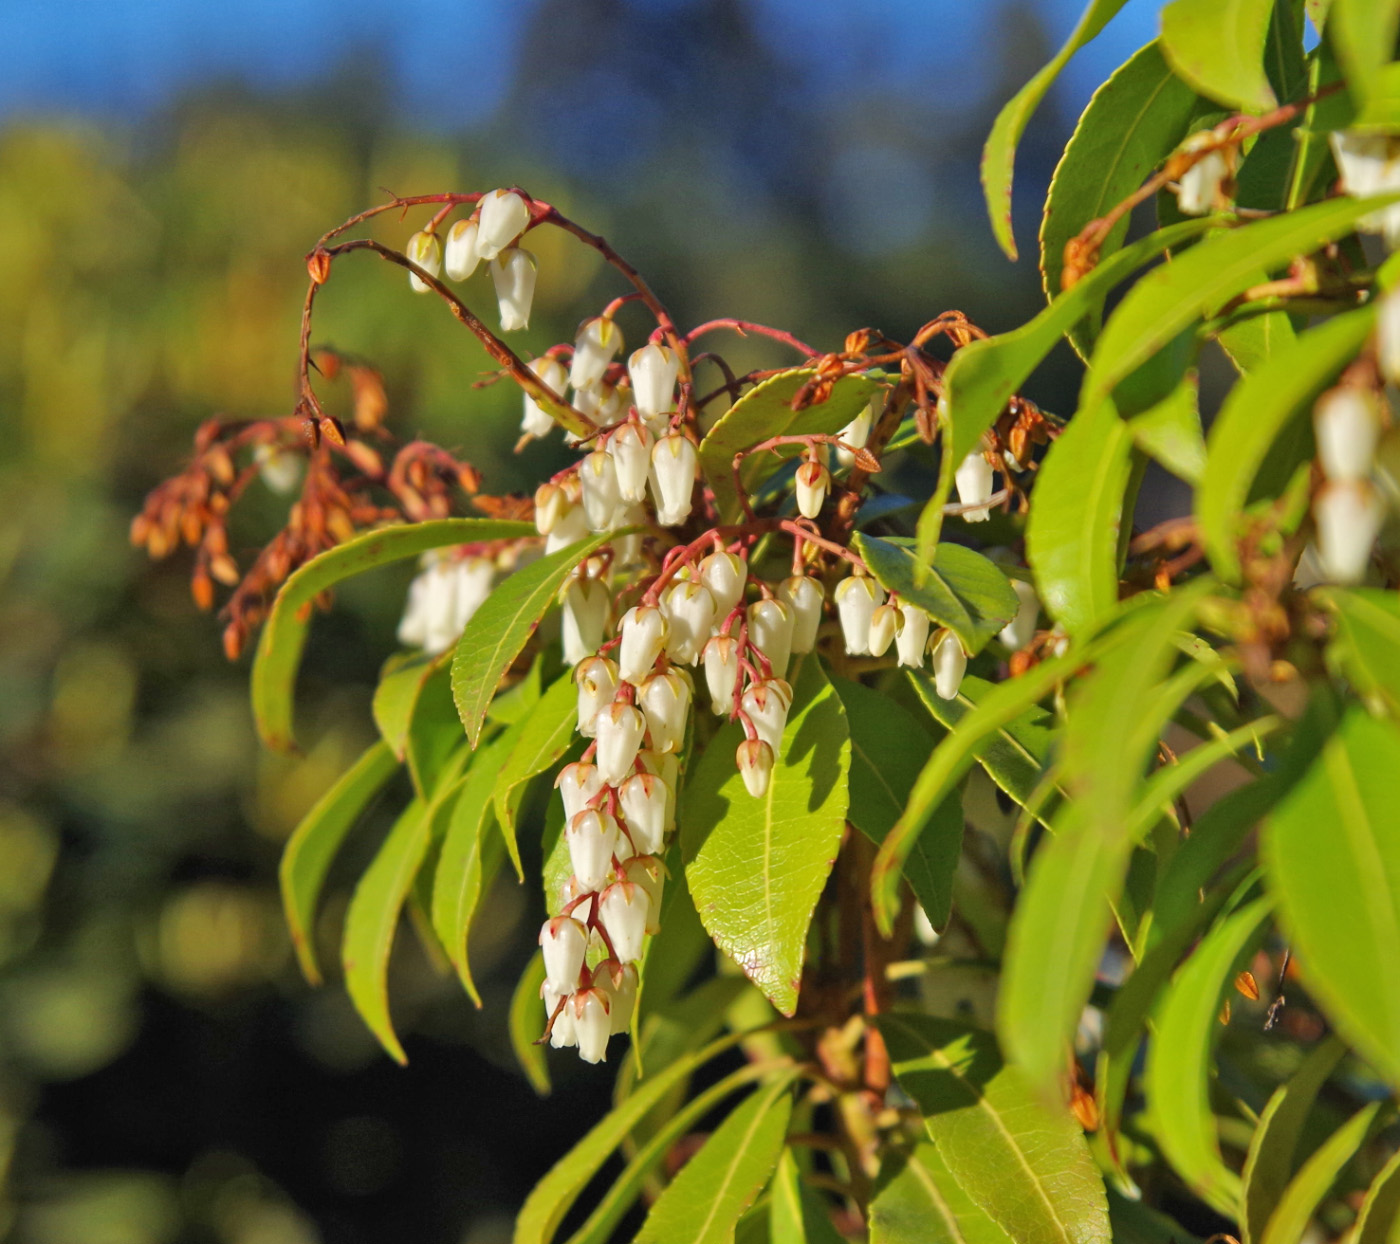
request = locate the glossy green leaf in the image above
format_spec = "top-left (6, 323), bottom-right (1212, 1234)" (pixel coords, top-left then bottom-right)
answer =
top-left (279, 739), bottom-right (399, 986)
top-left (509, 950), bottom-right (551, 1096)
top-left (851, 534), bottom-right (1018, 653)
top-left (1330, 0), bottom-right (1400, 105)
top-left (698, 369), bottom-right (880, 522)
top-left (1260, 1102), bottom-right (1383, 1244)
top-left (1264, 707), bottom-right (1400, 1088)
top-left (404, 660), bottom-right (465, 798)
top-left (1197, 307), bottom-right (1375, 581)
top-left (980, 0), bottom-right (1131, 259)
top-left (1145, 897), bottom-right (1273, 1216)
top-left (1040, 40), bottom-right (1200, 337)
top-left (1353, 1145), bottom-right (1400, 1244)
top-left (1129, 370), bottom-right (1206, 484)
top-left (869, 1141), bottom-right (1015, 1244)
top-left (451, 531), bottom-right (619, 748)
top-left (1241, 1037), bottom-right (1347, 1244)
top-left (682, 657), bottom-right (850, 1016)
top-left (251, 518), bottom-right (532, 751)
top-left (880, 1013), bottom-right (1111, 1244)
top-left (1322, 587), bottom-right (1400, 717)
top-left (372, 652), bottom-right (438, 759)
top-left (769, 1147), bottom-right (846, 1244)
top-left (1217, 311), bottom-right (1298, 375)
top-left (1161, 0), bottom-right (1278, 111)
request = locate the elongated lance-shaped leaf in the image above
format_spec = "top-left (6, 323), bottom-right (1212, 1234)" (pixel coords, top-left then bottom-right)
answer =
top-left (682, 657), bottom-right (850, 1015)
top-left (1260, 1102), bottom-right (1384, 1244)
top-left (1146, 897), bottom-right (1273, 1216)
top-left (634, 1077), bottom-right (794, 1244)
top-left (1329, 0), bottom-right (1400, 106)
top-left (1198, 308), bottom-right (1375, 581)
top-left (508, 951), bottom-right (551, 1097)
top-left (252, 518), bottom-right (533, 752)
top-left (451, 530), bottom-right (621, 747)
top-left (279, 739), bottom-right (399, 985)
top-left (1160, 0), bottom-right (1278, 111)
top-left (1320, 587), bottom-right (1400, 718)
top-left (404, 659), bottom-right (465, 799)
top-left (769, 1147), bottom-right (846, 1244)
top-left (980, 0), bottom-right (1131, 259)
top-left (492, 673), bottom-right (578, 881)
top-left (1264, 706), bottom-right (1400, 1090)
top-left (879, 1012), bottom-right (1111, 1244)
top-left (372, 652), bottom-right (439, 760)
top-left (1353, 1145), bottom-right (1400, 1244)
top-left (869, 1141), bottom-right (1015, 1244)
top-left (1130, 370), bottom-right (1206, 484)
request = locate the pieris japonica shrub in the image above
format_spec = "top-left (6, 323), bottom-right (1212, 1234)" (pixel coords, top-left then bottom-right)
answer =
top-left (137, 2), bottom-right (1400, 1238)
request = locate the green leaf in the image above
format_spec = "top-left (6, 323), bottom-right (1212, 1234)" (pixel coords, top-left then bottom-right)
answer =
top-left (1329, 0), bottom-right (1400, 106)
top-left (1129, 370), bottom-right (1206, 485)
top-left (251, 518), bottom-right (533, 751)
top-left (1322, 587), bottom-right (1400, 717)
top-left (698, 369), bottom-right (880, 523)
top-left (1264, 707), bottom-right (1400, 1089)
top-left (980, 0), bottom-right (1131, 259)
top-left (492, 673), bottom-right (579, 881)
top-left (682, 657), bottom-right (850, 1016)
top-left (769, 1147), bottom-right (846, 1244)
top-left (879, 1013), bottom-right (1111, 1244)
top-left (404, 660), bottom-right (465, 798)
top-left (1354, 1145), bottom-right (1400, 1244)
top-left (1040, 40), bottom-right (1201, 339)
top-left (1241, 1037), bottom-right (1347, 1244)
top-left (869, 1142), bottom-right (1015, 1244)
top-left (850, 534), bottom-right (1019, 653)
top-left (634, 1078), bottom-right (793, 1244)
top-left (1161, 0), bottom-right (1278, 112)
top-left (509, 950), bottom-right (551, 1096)
top-left (1260, 1102), bottom-right (1384, 1244)
top-left (279, 739), bottom-right (399, 986)
top-left (1217, 311), bottom-right (1298, 375)
top-left (1197, 307), bottom-right (1375, 581)
top-left (451, 532), bottom-right (619, 748)
top-left (1145, 897), bottom-right (1273, 1216)
top-left (372, 652), bottom-right (438, 759)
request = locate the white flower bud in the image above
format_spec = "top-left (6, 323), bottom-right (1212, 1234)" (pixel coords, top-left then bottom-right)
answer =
top-left (1293, 541), bottom-right (1327, 591)
top-left (574, 657), bottom-right (619, 738)
top-left (778, 576), bottom-right (824, 653)
top-left (451, 557), bottom-right (496, 634)
top-left (598, 880), bottom-right (649, 963)
top-left (415, 558), bottom-right (467, 656)
top-left (736, 738), bottom-right (774, 799)
top-left (650, 433), bottom-right (699, 526)
top-left (593, 959), bottom-right (638, 1034)
top-left (700, 551), bottom-right (747, 623)
top-left (618, 772), bottom-right (669, 855)
top-left (490, 247), bottom-right (537, 332)
top-left (522, 357), bottom-right (568, 440)
top-left (610, 503), bottom-right (647, 569)
top-left (594, 703), bottom-right (646, 785)
top-left (561, 578), bottom-right (610, 667)
top-left (1330, 131), bottom-right (1400, 243)
top-left (545, 501), bottom-right (590, 554)
top-left (406, 230), bottom-right (441, 293)
top-left (609, 422), bottom-right (654, 503)
top-left (955, 452), bottom-right (996, 522)
top-left (742, 678), bottom-right (792, 758)
top-left (254, 442), bottom-right (302, 495)
top-left (476, 188), bottom-right (531, 261)
top-left (795, 459), bottom-right (830, 520)
top-left (637, 750), bottom-right (679, 830)
top-left (534, 481), bottom-right (567, 535)
top-left (396, 569), bottom-right (432, 649)
top-left (556, 761), bottom-right (603, 822)
top-left (868, 602), bottom-right (900, 657)
top-left (702, 634), bottom-right (741, 715)
top-left (998, 579), bottom-right (1039, 651)
top-left (836, 396), bottom-right (877, 470)
top-left (443, 218), bottom-right (481, 281)
top-left (570, 317), bottom-right (624, 392)
top-left (628, 342), bottom-right (680, 420)
top-left (540, 915), bottom-right (589, 993)
top-left (566, 808), bottom-right (621, 892)
top-left (579, 449), bottom-right (624, 533)
top-left (617, 605), bottom-right (669, 685)
top-left (543, 981), bottom-right (577, 1048)
top-left (662, 579), bottom-right (718, 664)
top-left (932, 630), bottom-right (967, 701)
top-left (1175, 134), bottom-right (1228, 216)
top-left (571, 987), bottom-right (612, 1063)
top-left (623, 856), bottom-right (664, 934)
top-left (1049, 626), bottom-right (1070, 659)
top-left (1379, 285), bottom-right (1400, 387)
top-left (1315, 480), bottom-right (1386, 583)
top-left (639, 669), bottom-right (691, 754)
top-left (747, 597), bottom-right (795, 679)
top-left (835, 574), bottom-right (884, 655)
top-left (1315, 388), bottom-right (1381, 483)
top-left (896, 604), bottom-right (931, 667)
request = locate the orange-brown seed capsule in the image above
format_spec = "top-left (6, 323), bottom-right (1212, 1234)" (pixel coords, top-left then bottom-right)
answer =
top-left (307, 248), bottom-right (332, 285)
top-left (1069, 1083), bottom-right (1099, 1132)
top-left (318, 415), bottom-right (346, 447)
top-left (210, 554), bottom-right (240, 586)
top-left (1218, 998), bottom-right (1232, 1026)
top-left (191, 570), bottom-right (214, 611)
top-left (1234, 971), bottom-right (1260, 1001)
top-left (222, 623), bottom-right (243, 661)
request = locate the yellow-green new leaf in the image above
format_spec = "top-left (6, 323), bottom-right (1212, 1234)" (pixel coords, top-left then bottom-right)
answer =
top-left (1260, 1102), bottom-right (1384, 1244)
top-left (869, 1142), bottom-right (1015, 1244)
top-left (1161, 0), bottom-right (1278, 112)
top-left (1353, 1146), bottom-right (1400, 1244)
top-left (770, 1147), bottom-right (846, 1244)
top-left (1321, 587), bottom-right (1400, 718)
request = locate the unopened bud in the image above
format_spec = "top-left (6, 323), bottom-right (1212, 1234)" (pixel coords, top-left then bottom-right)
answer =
top-left (598, 881), bottom-right (649, 963)
top-left (523, 357), bottom-right (568, 440)
top-left (649, 433), bottom-right (699, 526)
top-left (703, 634), bottom-right (741, 715)
top-left (748, 597), bottom-right (795, 679)
top-left (609, 422), bottom-right (654, 503)
top-left (628, 342), bottom-right (680, 420)
top-left (574, 657), bottom-right (619, 738)
top-left (562, 577), bottom-right (611, 667)
top-left (545, 503), bottom-right (590, 555)
top-left (595, 702), bottom-right (647, 785)
top-left (593, 959), bottom-right (638, 1034)
top-left (618, 773), bottom-right (669, 855)
top-left (742, 678), bottom-right (792, 759)
top-left (868, 602), bottom-right (900, 657)
top-left (836, 396), bottom-right (877, 470)
top-left (570, 316), bottom-right (624, 392)
top-left (931, 630), bottom-right (967, 700)
top-left (998, 579), bottom-right (1040, 651)
top-left (662, 579), bottom-right (717, 665)
top-left (617, 604), bottom-right (669, 685)
top-left (639, 669), bottom-right (691, 754)
top-left (895, 604), bottom-right (931, 667)
top-left (540, 915), bottom-right (589, 993)
top-left (580, 450), bottom-right (624, 533)
top-left (543, 982), bottom-right (577, 1048)
top-left (444, 218), bottom-right (481, 281)
top-left (699, 551), bottom-right (747, 621)
top-left (1175, 133), bottom-right (1229, 216)
top-left (778, 576), bottom-right (825, 653)
top-left (556, 761), bottom-right (604, 821)
top-left (406, 230), bottom-right (441, 293)
top-left (795, 458), bottom-right (830, 520)
top-left (1314, 388), bottom-right (1381, 482)
top-left (736, 738), bottom-right (775, 799)
top-left (571, 987), bottom-right (612, 1063)
top-left (955, 452), bottom-right (995, 522)
top-left (491, 247), bottom-right (537, 332)
top-left (566, 808), bottom-right (622, 892)
top-left (835, 573), bottom-right (884, 655)
top-left (476, 188), bottom-right (531, 261)
top-left (1314, 480), bottom-right (1386, 584)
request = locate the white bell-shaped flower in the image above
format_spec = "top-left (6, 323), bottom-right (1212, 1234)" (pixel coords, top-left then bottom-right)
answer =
top-left (629, 342), bottom-right (680, 420)
top-left (444, 218), bottom-right (481, 281)
top-left (896, 604), bottom-right (931, 667)
top-left (639, 669), bottom-right (691, 754)
top-left (1175, 134), bottom-right (1228, 216)
top-left (617, 605), bottom-right (669, 685)
top-left (1379, 285), bottom-right (1400, 387)
top-left (556, 761), bottom-right (603, 822)
top-left (748, 598), bottom-right (795, 679)
top-left (396, 570), bottom-right (432, 649)
top-left (1315, 480), bottom-right (1386, 583)
top-left (999, 579), bottom-right (1039, 651)
top-left (450, 557), bottom-right (495, 635)
top-left (618, 772), bottom-right (669, 855)
top-left (700, 551), bottom-right (747, 623)
top-left (931, 630), bottom-right (967, 701)
top-left (598, 880), bottom-right (649, 963)
top-left (650, 433), bottom-right (699, 526)
top-left (1293, 542), bottom-right (1327, 591)
top-left (1331, 131), bottom-right (1400, 240)
top-left (662, 579), bottom-right (717, 665)
top-left (579, 450), bottom-right (624, 533)
top-left (955, 452), bottom-right (996, 522)
top-left (736, 738), bottom-right (774, 799)
top-left (623, 856), bottom-right (664, 933)
top-left (795, 459), bottom-right (830, 520)
top-left (835, 574), bottom-right (884, 655)
top-left (476, 188), bottom-right (531, 261)
top-left (868, 602), bottom-right (900, 657)
top-left (254, 443), bottom-right (302, 495)
top-left (490, 247), bottom-right (537, 332)
top-left (836, 396), bottom-right (877, 470)
top-left (610, 504), bottom-right (647, 569)
top-left (522, 357), bottom-right (568, 440)
top-left (571, 987), bottom-right (612, 1063)
top-left (594, 703), bottom-right (646, 785)
top-left (562, 577), bottom-right (611, 667)
top-left (545, 501), bottom-right (590, 554)
top-left (540, 915), bottom-right (589, 993)
top-left (637, 750), bottom-right (680, 830)
top-left (570, 317), bottom-right (624, 392)
top-left (543, 981), bottom-right (577, 1048)
top-left (593, 960), bottom-right (638, 1035)
top-left (534, 480), bottom-right (568, 535)
top-left (778, 576), bottom-right (824, 653)
top-left (609, 422), bottom-right (654, 503)
top-left (419, 559), bottom-right (464, 656)
top-left (702, 634), bottom-right (740, 715)
top-left (742, 678), bottom-right (792, 758)
top-left (405, 230), bottom-right (441, 293)
top-left (574, 657), bottom-right (619, 738)
top-left (1315, 388), bottom-right (1381, 483)
top-left (566, 808), bottom-right (621, 892)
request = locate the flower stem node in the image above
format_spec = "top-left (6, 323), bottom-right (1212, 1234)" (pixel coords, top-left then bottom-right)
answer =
top-left (1314, 480), bottom-right (1386, 584)
top-left (609, 423), bottom-right (654, 503)
top-left (617, 604), bottom-right (669, 685)
top-left (594, 703), bottom-right (647, 786)
top-left (868, 602), bottom-right (901, 658)
top-left (629, 342), bottom-right (680, 423)
top-left (741, 678), bottom-right (792, 758)
top-left (835, 573), bottom-right (885, 655)
top-left (490, 248), bottom-right (538, 332)
top-left (476, 189), bottom-right (531, 261)
top-left (650, 433), bottom-right (699, 527)
top-left (574, 656), bottom-right (620, 737)
top-left (795, 459), bottom-right (831, 520)
top-left (556, 761), bottom-right (604, 821)
top-left (747, 598), bottom-right (795, 679)
top-left (565, 809), bottom-right (622, 892)
top-left (523, 357), bottom-right (569, 440)
top-left (702, 634), bottom-right (741, 714)
top-left (931, 630), bottom-right (967, 700)
top-left (571, 988), bottom-right (612, 1063)
top-left (618, 773), bottom-right (669, 855)
top-left (570, 317), bottom-right (624, 392)
top-left (736, 738), bottom-right (775, 799)
top-left (598, 881), bottom-right (650, 963)
top-left (444, 219), bottom-right (482, 281)
top-left (662, 579), bottom-right (718, 665)
top-left (955, 452), bottom-right (996, 522)
top-left (540, 915), bottom-right (589, 994)
top-left (699, 551), bottom-right (747, 622)
top-left (405, 230), bottom-right (441, 293)
top-left (998, 579), bottom-right (1040, 652)
top-left (779, 576), bottom-right (825, 653)
top-left (639, 669), bottom-right (692, 754)
top-left (1314, 388), bottom-right (1382, 483)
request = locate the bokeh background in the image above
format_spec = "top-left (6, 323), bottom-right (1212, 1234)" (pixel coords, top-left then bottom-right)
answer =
top-left (1, 1), bottom-right (1163, 1240)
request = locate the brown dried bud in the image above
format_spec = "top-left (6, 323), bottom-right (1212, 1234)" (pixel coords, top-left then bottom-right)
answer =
top-left (343, 441), bottom-right (385, 477)
top-left (302, 417), bottom-right (320, 450)
top-left (130, 514), bottom-right (150, 547)
top-left (181, 510), bottom-right (203, 547)
top-left (1218, 998), bottom-right (1232, 1026)
top-left (207, 445), bottom-right (236, 485)
top-left (1061, 236), bottom-right (1099, 292)
top-left (191, 569), bottom-right (215, 611)
top-left (1234, 971), bottom-right (1260, 1001)
top-left (854, 448), bottom-right (882, 474)
top-left (457, 463), bottom-right (482, 493)
top-left (310, 348), bottom-right (341, 380)
top-left (210, 554), bottom-right (240, 586)
top-left (318, 415), bottom-right (347, 447)
top-left (350, 365), bottom-right (388, 430)
top-left (1008, 650), bottom-right (1036, 678)
top-left (222, 622), bottom-right (244, 662)
top-left (306, 248), bottom-right (332, 285)
top-left (326, 509), bottom-right (355, 543)
top-left (844, 329), bottom-right (873, 355)
top-left (205, 525), bottom-right (228, 556)
top-left (1069, 1083), bottom-right (1099, 1132)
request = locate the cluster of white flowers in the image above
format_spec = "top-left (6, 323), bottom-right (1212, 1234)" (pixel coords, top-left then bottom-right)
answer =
top-left (405, 189), bottom-right (538, 331)
top-left (1332, 132), bottom-right (1400, 248)
top-left (397, 550), bottom-right (498, 656)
